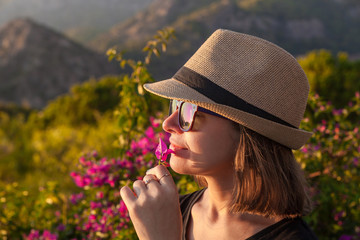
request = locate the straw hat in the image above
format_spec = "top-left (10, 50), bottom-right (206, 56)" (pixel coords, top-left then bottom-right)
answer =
top-left (144, 29), bottom-right (312, 149)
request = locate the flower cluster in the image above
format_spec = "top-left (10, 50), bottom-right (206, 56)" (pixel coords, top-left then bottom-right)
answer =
top-left (19, 91), bottom-right (360, 240)
top-left (129, 117), bottom-right (168, 158)
top-left (70, 157), bottom-right (127, 188)
top-left (296, 92), bottom-right (360, 239)
top-left (155, 137), bottom-right (174, 166)
top-left (24, 230), bottom-right (58, 240)
top-left (23, 118), bottom-right (170, 239)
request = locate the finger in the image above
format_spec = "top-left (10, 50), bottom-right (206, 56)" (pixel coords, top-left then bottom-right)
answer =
top-left (146, 165), bottom-right (168, 176)
top-left (147, 165), bottom-right (174, 186)
top-left (143, 174), bottom-right (159, 188)
top-left (143, 174), bottom-right (158, 183)
top-left (120, 186), bottom-right (137, 206)
top-left (133, 180), bottom-right (146, 196)
top-left (145, 166), bottom-right (156, 175)
top-left (158, 173), bottom-right (172, 185)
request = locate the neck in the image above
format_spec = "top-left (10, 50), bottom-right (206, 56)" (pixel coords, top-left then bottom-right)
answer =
top-left (202, 169), bottom-right (235, 215)
top-left (201, 171), bottom-right (283, 224)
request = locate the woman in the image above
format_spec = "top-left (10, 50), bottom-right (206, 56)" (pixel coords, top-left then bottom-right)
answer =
top-left (120, 29), bottom-right (318, 239)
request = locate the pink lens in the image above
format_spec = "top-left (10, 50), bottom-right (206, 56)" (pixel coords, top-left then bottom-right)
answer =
top-left (179, 102), bottom-right (196, 131)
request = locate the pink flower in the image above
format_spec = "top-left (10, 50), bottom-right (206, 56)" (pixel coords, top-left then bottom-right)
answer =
top-left (332, 108), bottom-right (343, 116)
top-left (69, 192), bottom-right (84, 204)
top-left (89, 214), bottom-right (97, 221)
top-left (150, 116), bottom-right (160, 128)
top-left (87, 167), bottom-right (97, 175)
top-left (100, 215), bottom-right (107, 224)
top-left (119, 200), bottom-right (128, 217)
top-left (145, 127), bottom-right (155, 139)
top-left (83, 176), bottom-right (91, 186)
top-left (26, 230), bottom-right (40, 239)
top-left (96, 191), bottom-right (104, 199)
top-left (301, 147), bottom-right (308, 153)
top-left (155, 137), bottom-right (174, 166)
top-left (339, 235), bottom-right (353, 240)
top-left (83, 222), bottom-right (91, 231)
top-left (319, 125), bottom-right (326, 133)
top-left (55, 211), bottom-right (61, 218)
top-left (313, 144), bottom-right (320, 151)
top-left (353, 127), bottom-right (358, 134)
top-left (79, 157), bottom-right (91, 167)
top-left (90, 201), bottom-right (101, 209)
top-left (105, 207), bottom-right (115, 217)
top-left (57, 224), bottom-right (65, 231)
top-left (353, 158), bottom-right (359, 167)
top-left (334, 211), bottom-right (345, 221)
top-left (107, 179), bottom-right (116, 187)
top-left (42, 230), bottom-right (57, 240)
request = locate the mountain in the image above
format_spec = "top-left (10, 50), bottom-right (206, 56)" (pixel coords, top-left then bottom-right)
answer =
top-left (90, 0), bottom-right (360, 79)
top-left (0, 0), bottom-right (153, 44)
top-left (0, 18), bottom-right (119, 108)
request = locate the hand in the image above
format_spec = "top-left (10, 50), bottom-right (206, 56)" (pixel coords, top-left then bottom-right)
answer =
top-left (120, 165), bottom-right (182, 240)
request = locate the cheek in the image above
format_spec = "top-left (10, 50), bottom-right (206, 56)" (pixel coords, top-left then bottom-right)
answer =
top-left (168, 134), bottom-right (236, 175)
top-left (190, 131), bottom-right (237, 167)
top-left (169, 155), bottom-right (189, 174)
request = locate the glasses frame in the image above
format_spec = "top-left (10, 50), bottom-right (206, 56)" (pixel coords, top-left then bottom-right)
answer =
top-left (169, 100), bottom-right (198, 132)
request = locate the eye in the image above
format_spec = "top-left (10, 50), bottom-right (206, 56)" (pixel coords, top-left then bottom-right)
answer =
top-left (195, 111), bottom-right (205, 118)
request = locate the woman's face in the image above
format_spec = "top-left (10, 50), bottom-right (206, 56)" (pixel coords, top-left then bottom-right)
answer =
top-left (163, 107), bottom-right (239, 177)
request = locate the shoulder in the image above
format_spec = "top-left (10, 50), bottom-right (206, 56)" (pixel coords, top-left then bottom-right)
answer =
top-left (179, 188), bottom-right (206, 203)
top-left (248, 217), bottom-right (318, 240)
top-left (179, 188), bottom-right (206, 214)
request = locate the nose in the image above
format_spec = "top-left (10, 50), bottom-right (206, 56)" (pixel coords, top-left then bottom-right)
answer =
top-left (162, 110), bottom-right (183, 134)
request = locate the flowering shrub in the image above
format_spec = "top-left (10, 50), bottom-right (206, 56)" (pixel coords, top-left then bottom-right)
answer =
top-left (13, 92), bottom-right (359, 240)
top-left (0, 28), bottom-right (186, 240)
top-left (296, 92), bottom-right (360, 239)
top-left (17, 115), bottom-right (199, 240)
top-left (12, 118), bottom-right (166, 239)
top-left (0, 181), bottom-right (64, 240)
top-left (1, 28), bottom-right (359, 239)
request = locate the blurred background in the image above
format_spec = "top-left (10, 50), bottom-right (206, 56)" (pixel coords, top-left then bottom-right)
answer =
top-left (0, 0), bottom-right (359, 239)
top-left (1, 0), bottom-right (359, 108)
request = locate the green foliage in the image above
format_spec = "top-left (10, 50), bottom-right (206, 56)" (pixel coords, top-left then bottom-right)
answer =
top-left (0, 27), bottom-right (176, 239)
top-left (0, 181), bottom-right (65, 239)
top-left (27, 118), bottom-right (120, 192)
top-left (0, 76), bottom-right (124, 192)
top-left (296, 93), bottom-right (360, 239)
top-left (0, 111), bottom-right (34, 182)
top-left (0, 25), bottom-right (359, 239)
top-left (299, 50), bottom-right (360, 108)
top-left (106, 27), bottom-right (175, 156)
top-left (31, 76), bottom-right (122, 128)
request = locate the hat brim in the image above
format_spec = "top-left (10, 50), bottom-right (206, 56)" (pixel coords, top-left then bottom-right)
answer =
top-left (144, 79), bottom-right (312, 150)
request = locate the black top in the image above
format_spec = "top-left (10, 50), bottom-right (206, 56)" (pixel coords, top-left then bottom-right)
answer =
top-left (179, 188), bottom-right (318, 240)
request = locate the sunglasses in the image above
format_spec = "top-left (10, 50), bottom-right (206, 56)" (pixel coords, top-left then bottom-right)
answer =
top-left (169, 99), bottom-right (225, 132)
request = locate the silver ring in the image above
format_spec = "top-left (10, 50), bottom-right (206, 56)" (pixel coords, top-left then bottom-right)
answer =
top-left (158, 173), bottom-right (171, 182)
top-left (143, 174), bottom-right (158, 186)
top-left (144, 179), bottom-right (156, 186)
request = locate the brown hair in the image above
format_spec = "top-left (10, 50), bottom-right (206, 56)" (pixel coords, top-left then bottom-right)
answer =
top-left (195, 124), bottom-right (312, 218)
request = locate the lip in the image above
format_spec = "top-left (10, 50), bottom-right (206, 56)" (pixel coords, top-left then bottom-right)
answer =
top-left (170, 144), bottom-right (187, 151)
top-left (169, 140), bottom-right (190, 158)
top-left (169, 140), bottom-right (187, 152)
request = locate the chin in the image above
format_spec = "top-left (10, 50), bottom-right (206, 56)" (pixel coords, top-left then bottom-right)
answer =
top-left (169, 156), bottom-right (192, 175)
top-left (169, 155), bottom-right (205, 176)
top-left (169, 159), bottom-right (186, 175)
